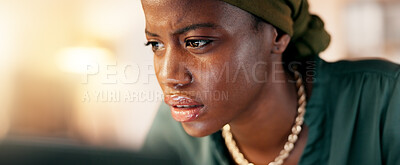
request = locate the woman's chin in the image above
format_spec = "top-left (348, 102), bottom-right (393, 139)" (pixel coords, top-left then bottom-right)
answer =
top-left (181, 122), bottom-right (221, 137)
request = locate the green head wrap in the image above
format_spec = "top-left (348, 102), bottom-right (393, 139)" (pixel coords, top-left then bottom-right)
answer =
top-left (221, 0), bottom-right (331, 59)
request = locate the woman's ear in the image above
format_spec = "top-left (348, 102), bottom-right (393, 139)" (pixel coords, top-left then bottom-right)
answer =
top-left (271, 29), bottom-right (291, 55)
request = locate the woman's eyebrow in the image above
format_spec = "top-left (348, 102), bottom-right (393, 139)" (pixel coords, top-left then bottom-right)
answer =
top-left (144, 23), bottom-right (219, 37)
top-left (145, 30), bottom-right (159, 37)
top-left (173, 23), bottom-right (219, 35)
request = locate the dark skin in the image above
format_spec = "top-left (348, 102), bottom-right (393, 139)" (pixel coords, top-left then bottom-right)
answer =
top-left (142, 0), bottom-right (309, 164)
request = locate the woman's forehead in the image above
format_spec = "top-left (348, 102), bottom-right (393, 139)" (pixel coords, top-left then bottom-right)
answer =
top-left (141, 0), bottom-right (253, 33)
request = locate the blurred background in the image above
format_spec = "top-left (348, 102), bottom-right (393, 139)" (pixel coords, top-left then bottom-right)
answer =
top-left (0, 0), bottom-right (399, 151)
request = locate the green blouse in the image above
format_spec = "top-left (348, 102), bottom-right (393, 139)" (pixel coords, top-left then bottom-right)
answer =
top-left (140, 56), bottom-right (400, 165)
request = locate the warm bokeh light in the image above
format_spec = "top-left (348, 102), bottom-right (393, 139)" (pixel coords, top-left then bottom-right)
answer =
top-left (0, 1), bottom-right (15, 140)
top-left (57, 47), bottom-right (113, 74)
top-left (345, 1), bottom-right (385, 57)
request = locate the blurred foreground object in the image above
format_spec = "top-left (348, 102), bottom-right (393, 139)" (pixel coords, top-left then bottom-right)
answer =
top-left (0, 137), bottom-right (179, 165)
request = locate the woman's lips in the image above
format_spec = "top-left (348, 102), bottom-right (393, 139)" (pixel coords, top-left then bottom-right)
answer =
top-left (164, 95), bottom-right (204, 122)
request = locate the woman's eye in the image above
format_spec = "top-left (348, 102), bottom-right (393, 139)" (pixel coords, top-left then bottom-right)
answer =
top-left (185, 40), bottom-right (212, 49)
top-left (145, 41), bottom-right (164, 52)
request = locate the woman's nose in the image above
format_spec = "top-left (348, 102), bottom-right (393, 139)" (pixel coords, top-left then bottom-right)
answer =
top-left (162, 70), bottom-right (193, 89)
top-left (157, 48), bottom-right (193, 89)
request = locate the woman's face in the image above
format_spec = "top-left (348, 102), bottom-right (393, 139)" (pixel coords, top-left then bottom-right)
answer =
top-left (142, 0), bottom-right (280, 137)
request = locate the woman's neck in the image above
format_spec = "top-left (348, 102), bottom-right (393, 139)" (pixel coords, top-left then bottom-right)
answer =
top-left (228, 67), bottom-right (308, 164)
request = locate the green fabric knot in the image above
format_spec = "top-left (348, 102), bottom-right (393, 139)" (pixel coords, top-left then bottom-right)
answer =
top-left (221, 0), bottom-right (331, 58)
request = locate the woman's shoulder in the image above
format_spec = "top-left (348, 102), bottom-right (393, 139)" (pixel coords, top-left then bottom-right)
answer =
top-left (312, 55), bottom-right (400, 110)
top-left (308, 56), bottom-right (400, 107)
top-left (316, 56), bottom-right (400, 78)
top-left (302, 56), bottom-right (400, 164)
top-left (310, 56), bottom-right (400, 105)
